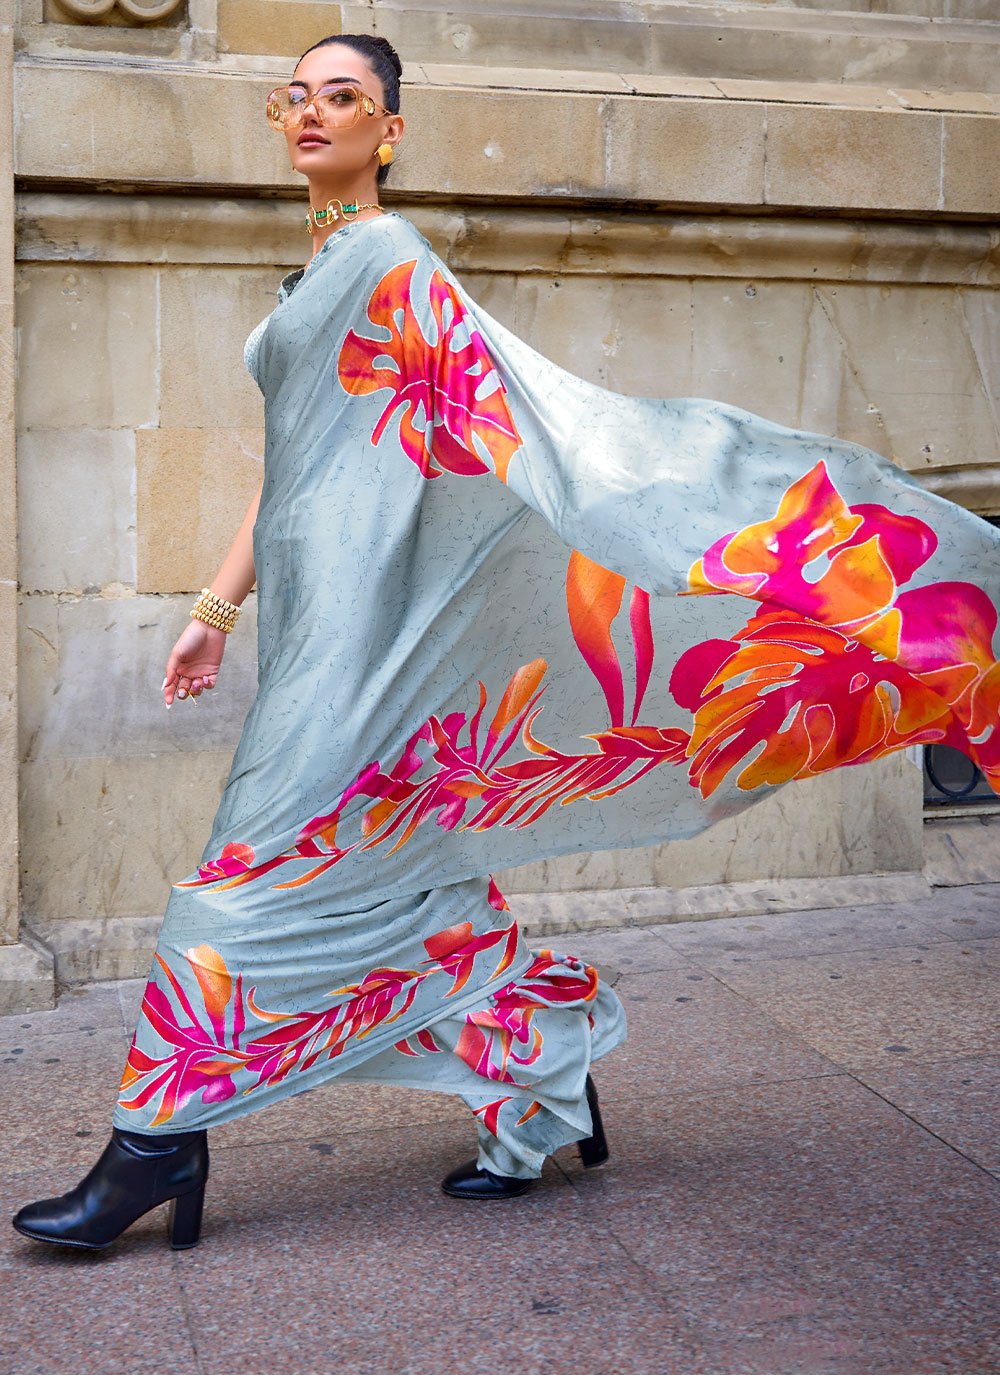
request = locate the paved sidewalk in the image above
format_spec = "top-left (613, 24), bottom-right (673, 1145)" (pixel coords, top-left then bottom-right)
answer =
top-left (2, 883), bottom-right (998, 1375)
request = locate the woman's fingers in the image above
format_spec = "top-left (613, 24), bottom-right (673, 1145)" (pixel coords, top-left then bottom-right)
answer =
top-left (172, 672), bottom-right (216, 702)
top-left (163, 651), bottom-right (181, 705)
top-left (163, 657), bottom-right (219, 708)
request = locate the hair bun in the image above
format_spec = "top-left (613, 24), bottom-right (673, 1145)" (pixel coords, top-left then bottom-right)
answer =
top-left (370, 35), bottom-right (402, 77)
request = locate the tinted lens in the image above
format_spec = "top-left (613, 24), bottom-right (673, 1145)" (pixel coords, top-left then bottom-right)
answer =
top-left (267, 84), bottom-right (362, 130)
top-left (314, 84), bottom-right (362, 126)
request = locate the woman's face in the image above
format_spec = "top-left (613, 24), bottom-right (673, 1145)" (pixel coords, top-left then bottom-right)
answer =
top-left (282, 43), bottom-right (401, 187)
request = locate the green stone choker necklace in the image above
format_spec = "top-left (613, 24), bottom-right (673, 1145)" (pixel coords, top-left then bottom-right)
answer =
top-left (305, 199), bottom-right (384, 235)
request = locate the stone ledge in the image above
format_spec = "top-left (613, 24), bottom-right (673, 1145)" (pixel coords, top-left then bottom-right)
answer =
top-left (24, 0), bottom-right (996, 93)
top-left (456, 872), bottom-right (936, 941)
top-left (13, 60), bottom-right (1000, 217)
top-left (15, 194), bottom-right (1000, 286)
top-left (25, 914), bottom-right (161, 985)
top-left (414, 62), bottom-right (1000, 117)
top-left (923, 814), bottom-right (1000, 886)
top-left (0, 930), bottom-right (57, 1014)
top-left (919, 466), bottom-right (1000, 518)
top-left (379, 2), bottom-right (1000, 97)
top-left (22, 873), bottom-right (937, 984)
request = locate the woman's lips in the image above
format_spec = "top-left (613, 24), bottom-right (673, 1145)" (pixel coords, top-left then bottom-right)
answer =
top-left (297, 134), bottom-right (329, 147)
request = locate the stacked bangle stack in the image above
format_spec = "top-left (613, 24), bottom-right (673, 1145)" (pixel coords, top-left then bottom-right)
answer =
top-left (190, 587), bottom-right (241, 634)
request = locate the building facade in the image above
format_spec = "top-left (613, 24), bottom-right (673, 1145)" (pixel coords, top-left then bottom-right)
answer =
top-left (1, 0), bottom-right (998, 1010)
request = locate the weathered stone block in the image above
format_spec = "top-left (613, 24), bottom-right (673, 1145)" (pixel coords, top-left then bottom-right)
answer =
top-left (498, 755), bottom-right (924, 896)
top-left (18, 590), bottom-right (259, 763)
top-left (17, 589), bottom-right (260, 927)
top-left (687, 279), bottom-right (999, 473)
top-left (17, 428), bottom-right (136, 592)
top-left (135, 427), bottom-right (263, 593)
top-left (604, 94), bottom-right (765, 207)
top-left (217, 0), bottom-right (340, 59)
top-left (406, 88), bottom-right (609, 201)
top-left (942, 113), bottom-right (1000, 216)
top-left (15, 264), bottom-right (157, 429)
top-left (19, 750), bottom-right (242, 926)
top-left (511, 272), bottom-right (694, 396)
top-left (0, 933), bottom-right (56, 1015)
top-left (764, 104), bottom-right (942, 213)
top-left (158, 266), bottom-right (276, 429)
top-left (0, 579), bottom-right (19, 944)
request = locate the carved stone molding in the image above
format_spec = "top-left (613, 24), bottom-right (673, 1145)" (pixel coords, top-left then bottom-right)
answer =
top-left (16, 194), bottom-right (1000, 287)
top-left (53, 0), bottom-right (184, 22)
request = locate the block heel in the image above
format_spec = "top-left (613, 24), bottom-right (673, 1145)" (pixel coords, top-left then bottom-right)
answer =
top-left (167, 1181), bottom-right (207, 1249)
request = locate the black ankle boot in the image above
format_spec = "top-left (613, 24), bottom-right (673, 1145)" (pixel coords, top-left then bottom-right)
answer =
top-left (577, 1072), bottom-right (610, 1168)
top-left (441, 1073), bottom-right (610, 1198)
top-left (11, 1125), bottom-right (209, 1251)
top-left (441, 1160), bottom-right (535, 1199)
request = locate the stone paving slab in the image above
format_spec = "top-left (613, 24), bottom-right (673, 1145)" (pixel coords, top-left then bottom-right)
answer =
top-left (2, 885), bottom-right (997, 1374)
top-left (0, 980), bottom-right (126, 1047)
top-left (706, 941), bottom-right (997, 1071)
top-left (0, 1027), bottom-right (129, 1176)
top-left (559, 1078), bottom-right (1000, 1373)
top-left (648, 902), bottom-right (959, 966)
top-left (0, 1163), bottom-right (199, 1374)
top-left (903, 884), bottom-right (1000, 940)
top-left (847, 1052), bottom-right (1000, 1181)
top-left (599, 967), bottom-right (839, 1102)
top-left (167, 1123), bottom-right (701, 1369)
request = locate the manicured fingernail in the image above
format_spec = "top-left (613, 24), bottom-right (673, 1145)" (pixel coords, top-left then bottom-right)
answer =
top-left (160, 676), bottom-right (168, 691)
top-left (177, 689), bottom-right (187, 698)
top-left (165, 702), bottom-right (171, 710)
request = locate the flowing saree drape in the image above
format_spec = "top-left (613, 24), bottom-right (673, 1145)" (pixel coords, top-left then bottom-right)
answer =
top-left (112, 210), bottom-right (1000, 1173)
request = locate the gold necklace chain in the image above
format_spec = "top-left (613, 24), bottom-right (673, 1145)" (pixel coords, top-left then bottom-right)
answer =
top-left (305, 199), bottom-right (384, 235)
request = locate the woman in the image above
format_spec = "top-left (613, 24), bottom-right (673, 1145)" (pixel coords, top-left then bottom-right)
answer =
top-left (12, 33), bottom-right (1000, 1252)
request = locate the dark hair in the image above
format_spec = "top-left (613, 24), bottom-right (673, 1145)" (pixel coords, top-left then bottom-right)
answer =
top-left (295, 33), bottom-right (402, 188)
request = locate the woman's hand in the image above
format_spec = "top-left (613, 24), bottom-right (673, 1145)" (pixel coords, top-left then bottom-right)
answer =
top-left (162, 618), bottom-right (228, 706)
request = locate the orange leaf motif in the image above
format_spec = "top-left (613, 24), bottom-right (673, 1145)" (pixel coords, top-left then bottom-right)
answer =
top-left (338, 259), bottom-right (524, 482)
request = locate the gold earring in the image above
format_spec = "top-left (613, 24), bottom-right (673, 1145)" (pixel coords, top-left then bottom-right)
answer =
top-left (375, 143), bottom-right (394, 166)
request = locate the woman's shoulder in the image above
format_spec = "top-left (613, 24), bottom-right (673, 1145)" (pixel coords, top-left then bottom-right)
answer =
top-left (271, 211), bottom-right (444, 313)
top-left (378, 210), bottom-right (435, 256)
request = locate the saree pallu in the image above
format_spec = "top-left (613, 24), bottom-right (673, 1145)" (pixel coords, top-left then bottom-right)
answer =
top-left (111, 210), bottom-right (1000, 1167)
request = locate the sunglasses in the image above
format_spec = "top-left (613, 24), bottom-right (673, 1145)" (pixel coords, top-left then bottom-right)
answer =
top-left (266, 82), bottom-right (392, 132)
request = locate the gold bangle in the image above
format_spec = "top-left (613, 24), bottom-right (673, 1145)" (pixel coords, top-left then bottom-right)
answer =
top-left (190, 587), bottom-right (241, 634)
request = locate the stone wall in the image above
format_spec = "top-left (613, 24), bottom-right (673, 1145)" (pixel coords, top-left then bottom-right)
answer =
top-left (2, 0), bottom-right (998, 1008)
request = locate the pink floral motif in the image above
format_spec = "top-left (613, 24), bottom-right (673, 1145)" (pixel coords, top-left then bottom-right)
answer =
top-left (179, 457), bottom-right (1000, 894)
top-left (175, 552), bottom-right (687, 894)
top-left (472, 1095), bottom-right (544, 1137)
top-left (681, 460), bottom-right (1000, 795)
top-left (118, 915), bottom-right (522, 1127)
top-left (454, 950), bottom-right (599, 1086)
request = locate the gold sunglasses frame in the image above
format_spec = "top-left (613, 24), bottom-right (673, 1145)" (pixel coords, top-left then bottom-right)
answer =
top-left (266, 82), bottom-right (393, 132)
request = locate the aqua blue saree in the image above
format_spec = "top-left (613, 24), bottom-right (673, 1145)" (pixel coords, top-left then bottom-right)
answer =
top-left (111, 210), bottom-right (1000, 1174)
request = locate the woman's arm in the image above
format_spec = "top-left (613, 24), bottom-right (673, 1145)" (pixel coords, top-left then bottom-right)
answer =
top-left (207, 474), bottom-right (263, 606)
top-left (161, 475), bottom-right (263, 706)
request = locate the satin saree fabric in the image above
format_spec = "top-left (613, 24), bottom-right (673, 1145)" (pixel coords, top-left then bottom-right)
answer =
top-left (111, 210), bottom-right (1000, 1168)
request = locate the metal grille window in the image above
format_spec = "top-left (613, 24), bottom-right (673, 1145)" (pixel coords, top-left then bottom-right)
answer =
top-left (923, 744), bottom-right (995, 806)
